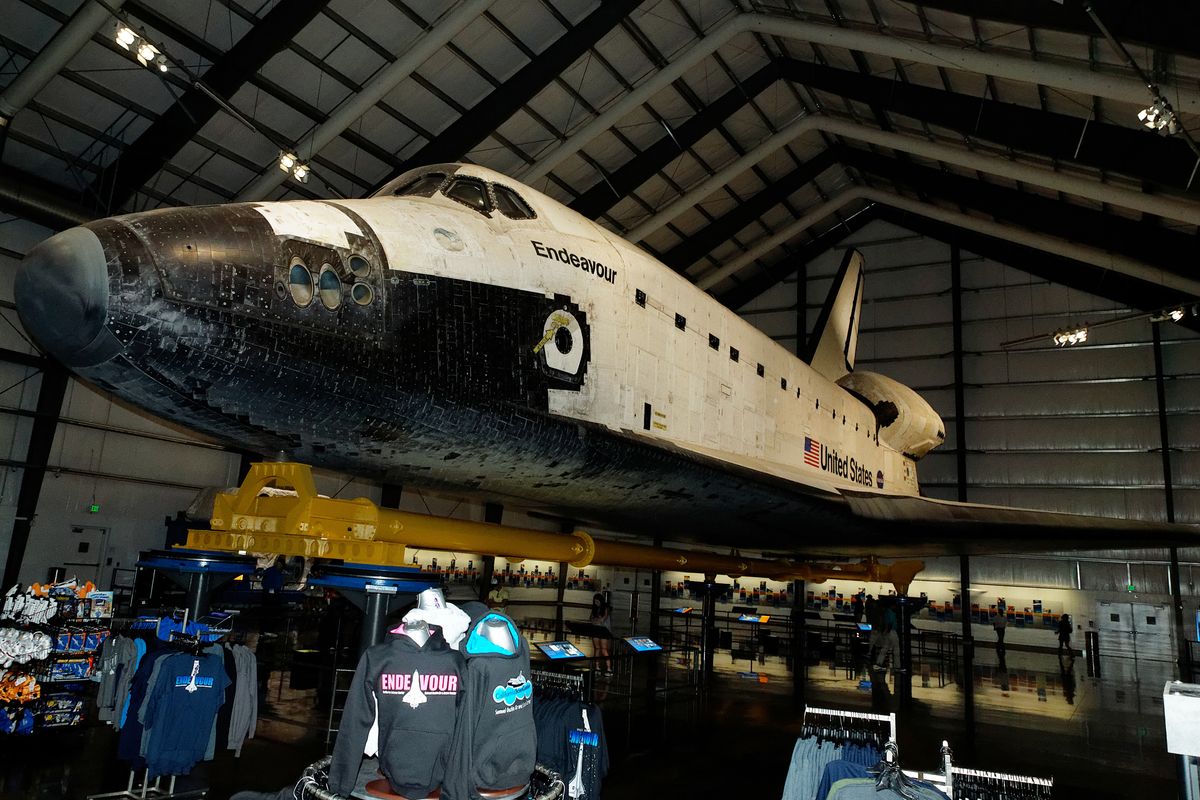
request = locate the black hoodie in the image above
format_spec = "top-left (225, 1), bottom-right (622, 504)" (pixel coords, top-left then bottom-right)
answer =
top-left (445, 604), bottom-right (537, 799)
top-left (328, 627), bottom-right (464, 797)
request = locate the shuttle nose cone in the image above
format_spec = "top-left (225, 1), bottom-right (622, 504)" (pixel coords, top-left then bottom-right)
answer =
top-left (16, 226), bottom-right (120, 367)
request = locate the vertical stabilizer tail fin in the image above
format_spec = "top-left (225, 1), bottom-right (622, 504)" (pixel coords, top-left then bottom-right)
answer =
top-left (804, 249), bottom-right (865, 381)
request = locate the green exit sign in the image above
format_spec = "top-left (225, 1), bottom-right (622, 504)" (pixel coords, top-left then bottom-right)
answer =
top-left (1127, 584), bottom-right (1136, 592)
top-left (88, 503), bottom-right (100, 514)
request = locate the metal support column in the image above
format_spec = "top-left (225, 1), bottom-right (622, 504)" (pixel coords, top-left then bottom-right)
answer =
top-left (796, 260), bottom-right (807, 357)
top-left (700, 577), bottom-right (718, 689)
top-left (793, 579), bottom-right (806, 707)
top-left (898, 595), bottom-right (913, 711)
top-left (1153, 325), bottom-right (1188, 677)
top-left (555, 519), bottom-right (573, 640)
top-left (186, 571), bottom-right (211, 621)
top-left (1171, 547), bottom-right (1191, 681)
top-left (361, 589), bottom-right (390, 653)
top-left (950, 244), bottom-right (968, 502)
top-left (478, 502), bottom-right (502, 602)
top-left (649, 537), bottom-right (663, 640)
top-left (959, 555), bottom-right (976, 756)
top-left (2, 364), bottom-right (68, 590)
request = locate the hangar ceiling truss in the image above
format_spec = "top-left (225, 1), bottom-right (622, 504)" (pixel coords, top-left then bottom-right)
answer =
top-left (1, 0), bottom-right (1198, 317)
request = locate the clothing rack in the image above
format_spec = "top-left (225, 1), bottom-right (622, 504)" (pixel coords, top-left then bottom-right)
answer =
top-left (803, 704), bottom-right (897, 745)
top-left (919, 742), bottom-right (1051, 800)
top-left (531, 668), bottom-right (587, 700)
top-left (950, 766), bottom-right (1053, 799)
top-left (91, 608), bottom-right (210, 800)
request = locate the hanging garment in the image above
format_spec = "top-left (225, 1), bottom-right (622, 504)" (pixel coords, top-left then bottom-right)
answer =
top-left (780, 738), bottom-right (842, 800)
top-left (227, 644), bottom-right (258, 755)
top-left (825, 776), bottom-right (950, 800)
top-left (328, 628), bottom-right (464, 798)
top-left (445, 608), bottom-right (536, 799)
top-left (137, 650), bottom-right (231, 778)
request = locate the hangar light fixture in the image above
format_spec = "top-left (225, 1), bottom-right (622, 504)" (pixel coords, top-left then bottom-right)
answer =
top-left (1138, 98), bottom-right (1179, 135)
top-left (1150, 306), bottom-right (1189, 323)
top-left (114, 23), bottom-right (170, 74)
top-left (114, 24), bottom-right (137, 49)
top-left (1051, 326), bottom-right (1089, 347)
top-left (278, 151), bottom-right (309, 183)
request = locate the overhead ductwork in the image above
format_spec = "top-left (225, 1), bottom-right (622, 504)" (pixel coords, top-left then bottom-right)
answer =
top-left (0, 0), bottom-right (124, 122)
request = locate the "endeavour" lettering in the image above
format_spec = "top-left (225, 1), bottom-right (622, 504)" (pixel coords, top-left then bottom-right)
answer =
top-left (531, 240), bottom-right (617, 284)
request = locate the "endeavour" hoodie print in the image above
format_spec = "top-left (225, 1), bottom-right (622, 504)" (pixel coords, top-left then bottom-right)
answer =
top-left (329, 626), bottom-right (464, 797)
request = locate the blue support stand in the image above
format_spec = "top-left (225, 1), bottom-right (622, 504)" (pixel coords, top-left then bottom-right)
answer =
top-left (308, 562), bottom-right (441, 654)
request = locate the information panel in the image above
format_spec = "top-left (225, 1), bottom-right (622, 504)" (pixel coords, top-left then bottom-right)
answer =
top-left (624, 636), bottom-right (662, 652)
top-left (536, 641), bottom-right (586, 660)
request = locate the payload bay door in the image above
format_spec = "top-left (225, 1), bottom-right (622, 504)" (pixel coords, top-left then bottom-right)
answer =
top-left (61, 525), bottom-right (109, 585)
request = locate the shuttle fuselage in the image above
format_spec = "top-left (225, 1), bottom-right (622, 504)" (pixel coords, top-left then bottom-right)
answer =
top-left (16, 163), bottom-right (940, 549)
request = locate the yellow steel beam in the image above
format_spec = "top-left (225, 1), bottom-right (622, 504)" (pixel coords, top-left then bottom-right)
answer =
top-left (181, 462), bottom-right (923, 592)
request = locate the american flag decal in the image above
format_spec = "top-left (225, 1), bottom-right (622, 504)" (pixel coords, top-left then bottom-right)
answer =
top-left (803, 436), bottom-right (821, 468)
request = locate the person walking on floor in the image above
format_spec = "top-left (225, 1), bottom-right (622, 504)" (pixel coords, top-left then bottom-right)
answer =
top-left (1058, 613), bottom-right (1073, 655)
top-left (993, 607), bottom-right (1007, 650)
top-left (589, 593), bottom-right (613, 675)
top-left (873, 601), bottom-right (900, 671)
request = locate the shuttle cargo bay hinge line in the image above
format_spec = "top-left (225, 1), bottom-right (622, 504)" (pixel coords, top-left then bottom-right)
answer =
top-left (180, 463), bottom-right (924, 593)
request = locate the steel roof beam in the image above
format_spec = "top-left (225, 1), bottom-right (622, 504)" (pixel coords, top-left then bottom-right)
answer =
top-left (873, 206), bottom-right (1198, 333)
top-left (841, 148), bottom-right (1198, 270)
top-left (569, 61), bottom-right (781, 219)
top-left (237, 0), bottom-right (495, 201)
top-left (524, 12), bottom-right (1200, 182)
top-left (902, 1), bottom-right (1200, 61)
top-left (370, 0), bottom-right (641, 192)
top-left (659, 147), bottom-right (841, 272)
top-left (779, 58), bottom-right (1199, 196)
top-left (696, 185), bottom-right (1200, 296)
top-left (720, 205), bottom-right (879, 311)
top-left (90, 0), bottom-right (330, 213)
top-left (627, 114), bottom-right (1200, 242)
top-left (0, 0), bottom-right (123, 124)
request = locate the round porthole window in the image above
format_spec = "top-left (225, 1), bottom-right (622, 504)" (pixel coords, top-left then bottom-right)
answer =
top-left (351, 282), bottom-right (374, 305)
top-left (348, 254), bottom-right (371, 278)
top-left (288, 260), bottom-right (313, 306)
top-left (318, 265), bottom-right (341, 309)
top-left (554, 326), bottom-right (573, 354)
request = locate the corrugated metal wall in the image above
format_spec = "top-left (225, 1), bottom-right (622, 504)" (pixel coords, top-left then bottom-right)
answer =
top-left (740, 218), bottom-right (1199, 524)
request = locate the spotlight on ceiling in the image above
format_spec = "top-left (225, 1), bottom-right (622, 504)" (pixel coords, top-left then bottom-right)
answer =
top-left (135, 41), bottom-right (159, 68)
top-left (1138, 97), bottom-right (1179, 135)
top-left (1151, 307), bottom-right (1188, 323)
top-left (114, 24), bottom-right (137, 50)
top-left (1052, 326), bottom-right (1089, 347)
top-left (277, 151), bottom-right (309, 183)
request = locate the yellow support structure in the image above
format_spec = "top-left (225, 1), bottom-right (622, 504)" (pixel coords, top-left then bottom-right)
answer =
top-left (181, 462), bottom-right (923, 592)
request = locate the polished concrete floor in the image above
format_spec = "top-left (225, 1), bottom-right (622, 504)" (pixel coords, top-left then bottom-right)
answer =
top-left (0, 634), bottom-right (1186, 799)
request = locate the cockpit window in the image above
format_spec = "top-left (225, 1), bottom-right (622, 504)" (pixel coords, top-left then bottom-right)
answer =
top-left (394, 173), bottom-right (446, 197)
top-left (444, 177), bottom-right (490, 213)
top-left (493, 184), bottom-right (535, 219)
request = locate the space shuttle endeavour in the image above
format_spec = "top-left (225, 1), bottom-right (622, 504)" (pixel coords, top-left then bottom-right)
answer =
top-left (14, 163), bottom-right (1195, 555)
